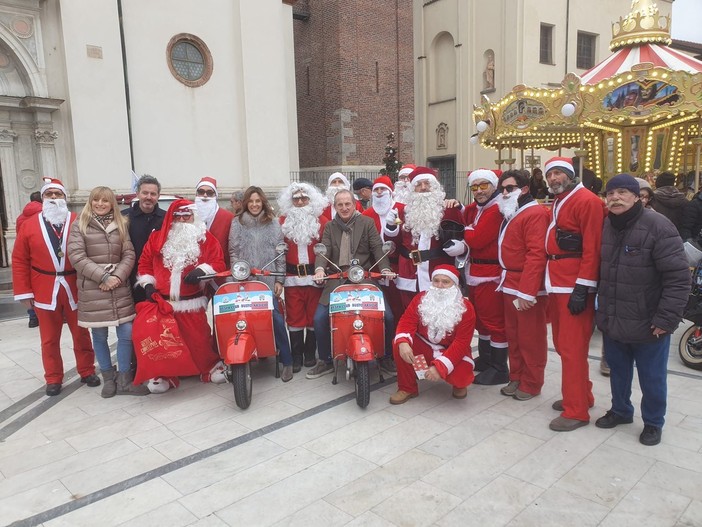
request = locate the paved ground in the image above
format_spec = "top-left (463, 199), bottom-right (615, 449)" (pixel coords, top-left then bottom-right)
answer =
top-left (0, 311), bottom-right (701, 527)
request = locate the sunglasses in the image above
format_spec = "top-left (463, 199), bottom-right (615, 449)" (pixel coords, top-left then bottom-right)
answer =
top-left (292, 195), bottom-right (309, 202)
top-left (196, 189), bottom-right (216, 197)
top-left (498, 184), bottom-right (520, 193)
top-left (470, 182), bottom-right (492, 192)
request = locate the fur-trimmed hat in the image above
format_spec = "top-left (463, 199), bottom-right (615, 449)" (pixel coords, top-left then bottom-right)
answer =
top-left (468, 169), bottom-right (499, 188)
top-left (373, 175), bottom-right (393, 192)
top-left (431, 264), bottom-right (460, 286)
top-left (408, 166), bottom-right (438, 186)
top-left (196, 177), bottom-right (218, 196)
top-left (40, 178), bottom-right (67, 197)
top-left (544, 157), bottom-right (575, 180)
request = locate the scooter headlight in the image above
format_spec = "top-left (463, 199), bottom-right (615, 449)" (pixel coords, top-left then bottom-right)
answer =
top-left (232, 261), bottom-right (251, 281)
top-left (236, 320), bottom-right (247, 331)
top-left (353, 319), bottom-right (364, 331)
top-left (348, 265), bottom-right (365, 284)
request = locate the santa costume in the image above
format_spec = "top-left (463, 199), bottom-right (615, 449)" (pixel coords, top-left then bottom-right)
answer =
top-left (136, 199), bottom-right (227, 392)
top-left (278, 182), bottom-right (328, 370)
top-left (195, 176), bottom-right (235, 268)
top-left (461, 169), bottom-right (508, 385)
top-left (392, 265), bottom-right (476, 399)
top-left (321, 172), bottom-right (364, 220)
top-left (385, 166), bottom-right (464, 308)
top-left (544, 156), bottom-right (606, 424)
top-left (496, 187), bottom-right (549, 397)
top-left (12, 178), bottom-right (97, 390)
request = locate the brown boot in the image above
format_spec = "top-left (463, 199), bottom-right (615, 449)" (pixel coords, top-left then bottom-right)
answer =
top-left (101, 368), bottom-right (117, 398)
top-left (116, 371), bottom-right (150, 396)
top-left (389, 390), bottom-right (418, 405)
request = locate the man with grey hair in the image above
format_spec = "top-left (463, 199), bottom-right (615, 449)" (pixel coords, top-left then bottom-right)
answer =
top-left (230, 190), bottom-right (244, 216)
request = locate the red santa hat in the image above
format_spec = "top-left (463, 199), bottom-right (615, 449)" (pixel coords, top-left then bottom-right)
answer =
top-left (373, 175), bottom-right (394, 193)
top-left (196, 176), bottom-right (218, 196)
top-left (328, 172), bottom-right (350, 189)
top-left (431, 264), bottom-right (460, 286)
top-left (151, 199), bottom-right (196, 252)
top-left (468, 169), bottom-right (499, 188)
top-left (544, 157), bottom-right (575, 179)
top-left (398, 164), bottom-right (417, 179)
top-left (40, 177), bottom-right (67, 197)
top-left (408, 166), bottom-right (438, 186)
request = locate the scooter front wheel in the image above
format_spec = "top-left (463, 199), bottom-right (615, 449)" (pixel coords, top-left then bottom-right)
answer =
top-left (232, 363), bottom-right (253, 409)
top-left (355, 361), bottom-right (370, 408)
top-left (679, 324), bottom-right (702, 371)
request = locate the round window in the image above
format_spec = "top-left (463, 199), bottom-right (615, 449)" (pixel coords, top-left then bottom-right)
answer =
top-left (167, 34), bottom-right (213, 87)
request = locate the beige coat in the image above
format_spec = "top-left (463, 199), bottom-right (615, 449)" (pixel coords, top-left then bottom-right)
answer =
top-left (67, 219), bottom-right (136, 328)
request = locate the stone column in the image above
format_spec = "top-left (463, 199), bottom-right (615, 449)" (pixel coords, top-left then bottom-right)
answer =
top-left (0, 128), bottom-right (21, 231)
top-left (34, 128), bottom-right (59, 180)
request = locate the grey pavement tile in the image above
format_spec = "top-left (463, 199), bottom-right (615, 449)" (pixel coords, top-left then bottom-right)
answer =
top-left (116, 501), bottom-right (198, 527)
top-left (230, 399), bottom-right (307, 430)
top-left (0, 438), bottom-right (77, 478)
top-left (271, 499), bottom-right (353, 527)
top-left (371, 480), bottom-right (462, 527)
top-left (152, 436), bottom-right (201, 461)
top-left (676, 500), bottom-right (702, 527)
top-left (436, 474), bottom-right (544, 527)
top-left (604, 428), bottom-right (702, 472)
top-left (128, 423), bottom-right (177, 449)
top-left (599, 481), bottom-right (690, 527)
top-left (166, 404), bottom-right (244, 436)
top-left (64, 413), bottom-right (163, 452)
top-left (509, 487), bottom-right (609, 526)
top-left (343, 510), bottom-right (399, 526)
top-left (179, 417), bottom-right (252, 450)
top-left (0, 479), bottom-right (73, 525)
top-left (640, 461), bottom-right (702, 502)
top-left (324, 449), bottom-right (444, 516)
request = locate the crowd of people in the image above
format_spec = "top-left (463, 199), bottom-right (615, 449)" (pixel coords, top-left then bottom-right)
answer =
top-left (11, 158), bottom-right (691, 446)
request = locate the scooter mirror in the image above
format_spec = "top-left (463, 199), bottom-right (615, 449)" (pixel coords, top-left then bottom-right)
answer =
top-left (313, 243), bottom-right (327, 256)
top-left (382, 241), bottom-right (396, 254)
top-left (231, 260), bottom-right (252, 281)
top-left (276, 242), bottom-right (289, 254)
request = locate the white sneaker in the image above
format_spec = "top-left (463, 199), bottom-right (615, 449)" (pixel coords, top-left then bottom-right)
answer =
top-left (203, 360), bottom-right (227, 384)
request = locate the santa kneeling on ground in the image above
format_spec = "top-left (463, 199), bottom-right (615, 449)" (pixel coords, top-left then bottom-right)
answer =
top-left (135, 199), bottom-right (227, 393)
top-left (390, 265), bottom-right (476, 404)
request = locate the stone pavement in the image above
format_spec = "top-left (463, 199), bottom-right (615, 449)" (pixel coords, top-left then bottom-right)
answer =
top-left (0, 313), bottom-right (701, 527)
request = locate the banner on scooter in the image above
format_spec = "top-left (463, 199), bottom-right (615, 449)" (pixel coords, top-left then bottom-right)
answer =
top-left (213, 290), bottom-right (274, 315)
top-left (329, 289), bottom-right (385, 313)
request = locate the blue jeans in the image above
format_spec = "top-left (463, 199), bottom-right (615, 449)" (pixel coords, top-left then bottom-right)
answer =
top-left (91, 323), bottom-right (134, 373)
top-left (273, 302), bottom-right (292, 366)
top-left (603, 333), bottom-right (669, 428)
top-left (313, 303), bottom-right (395, 363)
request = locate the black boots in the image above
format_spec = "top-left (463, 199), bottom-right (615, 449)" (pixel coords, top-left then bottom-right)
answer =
top-left (303, 330), bottom-right (317, 367)
top-left (474, 346), bottom-right (510, 385)
top-left (473, 339), bottom-right (491, 372)
top-left (290, 331), bottom-right (305, 373)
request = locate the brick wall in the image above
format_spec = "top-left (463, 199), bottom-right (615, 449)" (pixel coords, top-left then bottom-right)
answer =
top-left (294, 0), bottom-right (415, 171)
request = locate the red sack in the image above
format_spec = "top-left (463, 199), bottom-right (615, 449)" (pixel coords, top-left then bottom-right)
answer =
top-left (132, 294), bottom-right (200, 384)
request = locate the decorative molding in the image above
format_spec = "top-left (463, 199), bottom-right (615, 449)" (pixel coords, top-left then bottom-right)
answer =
top-left (436, 122), bottom-right (448, 150)
top-left (34, 129), bottom-right (58, 144)
top-left (0, 128), bottom-right (16, 143)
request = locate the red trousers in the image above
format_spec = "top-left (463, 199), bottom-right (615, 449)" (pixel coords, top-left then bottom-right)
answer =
top-left (467, 282), bottom-right (506, 346)
top-left (549, 293), bottom-right (595, 421)
top-left (175, 310), bottom-right (220, 374)
top-left (381, 281), bottom-right (404, 325)
top-left (399, 289), bottom-right (418, 311)
top-left (34, 288), bottom-right (95, 384)
top-left (393, 338), bottom-right (474, 395)
top-left (503, 293), bottom-right (548, 395)
top-left (284, 286), bottom-right (322, 329)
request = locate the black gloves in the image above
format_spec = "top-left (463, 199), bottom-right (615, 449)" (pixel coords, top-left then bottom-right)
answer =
top-left (184, 268), bottom-right (206, 284)
top-left (567, 284), bottom-right (589, 315)
top-left (143, 284), bottom-right (156, 302)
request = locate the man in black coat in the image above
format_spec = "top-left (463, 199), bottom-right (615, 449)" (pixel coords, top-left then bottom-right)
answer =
top-left (595, 174), bottom-right (689, 446)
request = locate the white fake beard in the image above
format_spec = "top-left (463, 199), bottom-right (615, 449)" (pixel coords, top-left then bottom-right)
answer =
top-left (42, 199), bottom-right (69, 226)
top-left (394, 180), bottom-right (411, 204)
top-left (497, 189), bottom-right (521, 220)
top-left (325, 185), bottom-right (345, 204)
top-left (162, 221), bottom-right (206, 273)
top-left (281, 205), bottom-right (321, 246)
top-left (418, 285), bottom-right (466, 343)
top-left (404, 186), bottom-right (446, 244)
top-left (372, 191), bottom-right (393, 217)
top-left (195, 197), bottom-right (218, 228)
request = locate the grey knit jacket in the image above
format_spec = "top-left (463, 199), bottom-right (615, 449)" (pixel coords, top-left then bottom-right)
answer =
top-left (228, 212), bottom-right (285, 290)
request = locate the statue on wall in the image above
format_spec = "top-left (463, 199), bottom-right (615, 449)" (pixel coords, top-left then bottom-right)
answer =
top-left (483, 49), bottom-right (495, 92)
top-left (436, 122), bottom-right (448, 150)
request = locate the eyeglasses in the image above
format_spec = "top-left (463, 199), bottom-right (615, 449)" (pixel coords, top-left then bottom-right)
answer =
top-left (196, 189), bottom-right (216, 197)
top-left (292, 195), bottom-right (309, 202)
top-left (498, 184), bottom-right (520, 193)
top-left (470, 182), bottom-right (492, 192)
top-left (43, 190), bottom-right (65, 199)
top-left (639, 194), bottom-right (650, 201)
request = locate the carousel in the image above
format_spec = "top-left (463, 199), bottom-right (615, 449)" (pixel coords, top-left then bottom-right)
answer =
top-left (472, 0), bottom-right (702, 188)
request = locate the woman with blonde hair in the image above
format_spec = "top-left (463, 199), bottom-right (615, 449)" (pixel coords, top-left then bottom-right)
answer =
top-left (67, 186), bottom-right (148, 397)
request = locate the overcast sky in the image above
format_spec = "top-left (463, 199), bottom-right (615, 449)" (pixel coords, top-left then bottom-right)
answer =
top-left (672, 0), bottom-right (702, 43)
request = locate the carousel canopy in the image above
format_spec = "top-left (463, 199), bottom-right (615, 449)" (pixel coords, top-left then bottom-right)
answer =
top-left (581, 43), bottom-right (702, 85)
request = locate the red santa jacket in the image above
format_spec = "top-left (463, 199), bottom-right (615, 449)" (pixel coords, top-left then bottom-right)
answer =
top-left (15, 201), bottom-right (42, 233)
top-left (208, 207), bottom-right (235, 268)
top-left (545, 183), bottom-right (607, 293)
top-left (393, 292), bottom-right (476, 379)
top-left (280, 214), bottom-right (328, 287)
top-left (462, 196), bottom-right (502, 285)
top-left (386, 205), bottom-right (464, 293)
top-left (13, 211), bottom-right (79, 310)
top-left (137, 229), bottom-right (226, 312)
top-left (321, 200), bottom-right (363, 221)
top-left (497, 200), bottom-right (549, 300)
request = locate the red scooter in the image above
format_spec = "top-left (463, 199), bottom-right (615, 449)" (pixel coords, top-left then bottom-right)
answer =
top-left (202, 244), bottom-right (287, 409)
top-left (314, 242), bottom-right (395, 408)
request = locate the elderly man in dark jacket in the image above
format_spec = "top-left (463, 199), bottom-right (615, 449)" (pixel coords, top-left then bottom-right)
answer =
top-left (595, 174), bottom-right (689, 446)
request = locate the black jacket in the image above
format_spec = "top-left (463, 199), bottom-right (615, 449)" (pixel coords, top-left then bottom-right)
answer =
top-left (652, 186), bottom-right (688, 233)
top-left (596, 206), bottom-right (689, 343)
top-left (121, 202), bottom-right (165, 290)
top-left (680, 191), bottom-right (702, 241)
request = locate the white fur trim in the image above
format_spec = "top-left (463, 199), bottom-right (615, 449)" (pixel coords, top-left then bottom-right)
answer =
top-left (135, 274), bottom-right (156, 288)
top-left (490, 340), bottom-right (508, 348)
top-left (411, 173), bottom-right (438, 186)
top-left (468, 169), bottom-right (498, 188)
top-left (395, 276), bottom-right (417, 292)
top-left (544, 158), bottom-right (574, 176)
top-left (198, 263), bottom-right (216, 275)
top-left (169, 296), bottom-right (208, 313)
top-left (170, 270), bottom-right (182, 300)
top-left (575, 278), bottom-right (597, 288)
top-left (394, 332), bottom-right (413, 345)
top-left (431, 268), bottom-right (460, 286)
top-left (462, 356), bottom-right (475, 368)
top-left (14, 293), bottom-right (34, 301)
top-left (328, 172), bottom-right (350, 189)
top-left (435, 355), bottom-right (454, 374)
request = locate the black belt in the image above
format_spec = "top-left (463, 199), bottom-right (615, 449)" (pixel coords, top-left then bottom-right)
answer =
top-left (398, 246), bottom-right (445, 265)
top-left (501, 267), bottom-right (521, 273)
top-left (286, 263), bottom-right (315, 277)
top-left (470, 258), bottom-right (499, 265)
top-left (547, 253), bottom-right (582, 260)
top-left (32, 266), bottom-right (76, 276)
